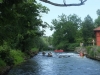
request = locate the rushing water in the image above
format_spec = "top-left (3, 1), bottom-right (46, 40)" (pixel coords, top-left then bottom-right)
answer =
top-left (8, 51), bottom-right (100, 75)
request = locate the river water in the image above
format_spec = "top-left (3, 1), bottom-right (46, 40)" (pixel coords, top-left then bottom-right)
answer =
top-left (8, 51), bottom-right (100, 75)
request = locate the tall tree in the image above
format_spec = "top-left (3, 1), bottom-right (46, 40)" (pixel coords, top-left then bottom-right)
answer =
top-left (81, 15), bottom-right (94, 45)
top-left (95, 9), bottom-right (100, 27)
top-left (96, 9), bottom-right (100, 16)
top-left (52, 14), bottom-right (81, 50)
top-left (0, 0), bottom-right (49, 52)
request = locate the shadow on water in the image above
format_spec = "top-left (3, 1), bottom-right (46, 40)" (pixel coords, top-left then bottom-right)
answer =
top-left (8, 51), bottom-right (100, 75)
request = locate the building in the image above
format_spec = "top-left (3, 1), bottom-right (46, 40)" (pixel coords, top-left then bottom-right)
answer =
top-left (94, 26), bottom-right (100, 46)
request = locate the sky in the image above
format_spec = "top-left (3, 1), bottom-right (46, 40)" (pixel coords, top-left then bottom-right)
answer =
top-left (37, 0), bottom-right (100, 36)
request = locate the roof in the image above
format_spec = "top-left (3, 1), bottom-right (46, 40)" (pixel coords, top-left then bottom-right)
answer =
top-left (94, 26), bottom-right (100, 31)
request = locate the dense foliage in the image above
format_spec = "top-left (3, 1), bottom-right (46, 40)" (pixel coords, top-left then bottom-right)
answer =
top-left (81, 15), bottom-right (95, 45)
top-left (0, 0), bottom-right (49, 67)
top-left (0, 0), bottom-right (100, 69)
top-left (51, 10), bottom-right (100, 51)
top-left (52, 14), bottom-right (81, 51)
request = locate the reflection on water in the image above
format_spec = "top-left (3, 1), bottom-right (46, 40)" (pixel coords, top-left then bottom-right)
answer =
top-left (8, 51), bottom-right (100, 75)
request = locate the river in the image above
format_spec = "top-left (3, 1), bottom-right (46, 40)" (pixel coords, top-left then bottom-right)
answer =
top-left (8, 51), bottom-right (100, 75)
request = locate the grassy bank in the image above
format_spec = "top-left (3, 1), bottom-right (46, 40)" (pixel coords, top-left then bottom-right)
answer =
top-left (75, 46), bottom-right (100, 61)
top-left (0, 44), bottom-right (38, 75)
top-left (86, 46), bottom-right (100, 60)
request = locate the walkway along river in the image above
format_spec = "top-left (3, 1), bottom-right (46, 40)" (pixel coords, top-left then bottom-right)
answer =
top-left (8, 51), bottom-right (100, 75)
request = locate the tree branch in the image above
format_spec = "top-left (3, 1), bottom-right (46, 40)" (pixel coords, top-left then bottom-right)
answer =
top-left (40, 0), bottom-right (87, 7)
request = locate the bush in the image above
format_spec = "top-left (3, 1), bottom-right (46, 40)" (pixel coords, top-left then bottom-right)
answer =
top-left (31, 48), bottom-right (38, 52)
top-left (86, 46), bottom-right (92, 54)
top-left (0, 59), bottom-right (6, 67)
top-left (10, 50), bottom-right (25, 65)
top-left (0, 43), bottom-right (13, 66)
top-left (97, 47), bottom-right (100, 53)
top-left (68, 43), bottom-right (79, 50)
top-left (0, 42), bottom-right (25, 66)
top-left (89, 50), bottom-right (95, 57)
top-left (86, 46), bottom-right (97, 57)
top-left (0, 44), bottom-right (10, 59)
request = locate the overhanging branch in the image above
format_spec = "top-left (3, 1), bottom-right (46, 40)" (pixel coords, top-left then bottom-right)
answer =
top-left (40, 0), bottom-right (87, 7)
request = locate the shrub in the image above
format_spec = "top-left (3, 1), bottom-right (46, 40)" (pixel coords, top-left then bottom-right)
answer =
top-left (97, 47), bottom-right (100, 53)
top-left (0, 43), bottom-right (10, 59)
top-left (68, 43), bottom-right (79, 50)
top-left (0, 43), bottom-right (13, 66)
top-left (86, 46), bottom-right (92, 54)
top-left (86, 46), bottom-right (97, 57)
top-left (89, 50), bottom-right (95, 57)
top-left (0, 42), bottom-right (25, 66)
top-left (10, 50), bottom-right (25, 65)
top-left (31, 48), bottom-right (38, 52)
top-left (0, 59), bottom-right (6, 67)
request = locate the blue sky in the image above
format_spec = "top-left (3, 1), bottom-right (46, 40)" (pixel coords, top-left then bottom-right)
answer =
top-left (37, 0), bottom-right (100, 36)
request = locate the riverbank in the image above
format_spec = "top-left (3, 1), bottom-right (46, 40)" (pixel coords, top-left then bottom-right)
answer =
top-left (75, 46), bottom-right (100, 61)
top-left (0, 66), bottom-right (12, 75)
top-left (0, 51), bottom-right (38, 75)
top-left (86, 55), bottom-right (100, 61)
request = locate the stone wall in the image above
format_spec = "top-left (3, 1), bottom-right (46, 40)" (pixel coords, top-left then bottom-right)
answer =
top-left (75, 47), bottom-right (87, 54)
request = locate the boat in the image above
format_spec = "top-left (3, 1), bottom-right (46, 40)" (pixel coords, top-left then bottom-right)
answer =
top-left (42, 51), bottom-right (46, 56)
top-left (47, 52), bottom-right (52, 57)
top-left (54, 49), bottom-right (64, 52)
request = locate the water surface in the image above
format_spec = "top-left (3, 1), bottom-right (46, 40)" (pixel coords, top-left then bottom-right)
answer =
top-left (8, 51), bottom-right (100, 75)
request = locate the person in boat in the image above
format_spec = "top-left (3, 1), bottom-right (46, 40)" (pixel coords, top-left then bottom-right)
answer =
top-left (42, 51), bottom-right (46, 56)
top-left (80, 51), bottom-right (84, 57)
top-left (47, 52), bottom-right (52, 57)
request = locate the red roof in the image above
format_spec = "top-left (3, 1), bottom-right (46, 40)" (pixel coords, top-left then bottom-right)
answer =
top-left (94, 26), bottom-right (100, 31)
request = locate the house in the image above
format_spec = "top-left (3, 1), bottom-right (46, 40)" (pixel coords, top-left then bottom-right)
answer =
top-left (94, 26), bottom-right (100, 46)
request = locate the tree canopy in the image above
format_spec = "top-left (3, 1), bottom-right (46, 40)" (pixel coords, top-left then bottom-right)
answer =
top-left (0, 0), bottom-right (50, 67)
top-left (51, 12), bottom-right (100, 50)
top-left (52, 14), bottom-right (81, 50)
top-left (81, 15), bottom-right (95, 45)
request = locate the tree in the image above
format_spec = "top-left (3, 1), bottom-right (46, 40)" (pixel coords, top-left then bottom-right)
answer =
top-left (96, 9), bottom-right (100, 16)
top-left (40, 0), bottom-right (87, 7)
top-left (0, 0), bottom-right (49, 52)
top-left (81, 15), bottom-right (95, 45)
top-left (95, 9), bottom-right (100, 27)
top-left (52, 14), bottom-right (81, 50)
top-left (0, 0), bottom-right (51, 67)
